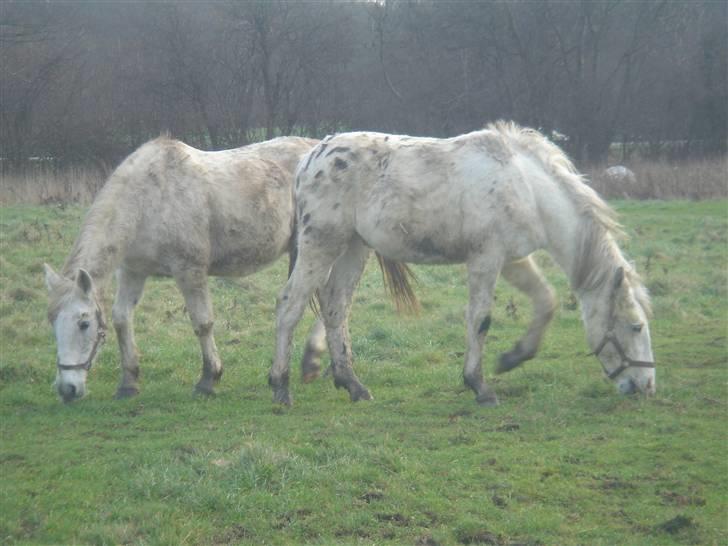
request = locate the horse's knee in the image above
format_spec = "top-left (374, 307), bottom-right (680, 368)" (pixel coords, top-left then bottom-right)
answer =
top-left (193, 321), bottom-right (214, 338)
top-left (112, 308), bottom-right (130, 331)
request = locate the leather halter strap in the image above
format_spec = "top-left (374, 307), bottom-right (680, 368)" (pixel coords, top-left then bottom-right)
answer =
top-left (592, 277), bottom-right (654, 380)
top-left (593, 332), bottom-right (655, 380)
top-left (57, 305), bottom-right (107, 372)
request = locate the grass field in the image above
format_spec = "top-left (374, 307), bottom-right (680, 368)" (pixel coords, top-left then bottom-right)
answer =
top-left (1, 200), bottom-right (726, 545)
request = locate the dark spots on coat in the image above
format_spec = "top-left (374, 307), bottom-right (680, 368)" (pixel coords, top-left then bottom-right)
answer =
top-left (478, 315), bottom-right (492, 336)
top-left (378, 155), bottom-right (390, 169)
top-left (415, 237), bottom-right (440, 257)
top-left (282, 295), bottom-right (288, 300)
top-left (488, 188), bottom-right (494, 195)
top-left (295, 175), bottom-right (301, 188)
top-left (314, 170), bottom-right (324, 180)
top-left (333, 158), bottom-right (348, 170)
top-left (384, 136), bottom-right (389, 142)
top-left (303, 225), bottom-right (312, 235)
top-left (342, 342), bottom-right (347, 355)
top-left (332, 203), bottom-right (340, 210)
top-left (315, 143), bottom-right (329, 158)
top-left (326, 146), bottom-right (350, 157)
top-left (302, 213), bottom-right (311, 225)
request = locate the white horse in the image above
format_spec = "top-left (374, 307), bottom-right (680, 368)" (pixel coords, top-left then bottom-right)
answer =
top-left (270, 122), bottom-right (655, 406)
top-left (44, 136), bottom-right (330, 402)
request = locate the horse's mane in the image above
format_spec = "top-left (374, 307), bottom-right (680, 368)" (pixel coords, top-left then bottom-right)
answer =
top-left (487, 121), bottom-right (651, 315)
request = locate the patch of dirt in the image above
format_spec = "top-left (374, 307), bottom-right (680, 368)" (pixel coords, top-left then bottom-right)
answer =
top-left (375, 512), bottom-right (410, 526)
top-left (656, 515), bottom-right (696, 534)
top-left (491, 495), bottom-right (508, 508)
top-left (495, 422), bottom-right (520, 432)
top-left (360, 491), bottom-right (384, 503)
top-left (416, 536), bottom-right (441, 546)
top-left (660, 490), bottom-right (706, 507)
top-left (214, 524), bottom-right (252, 544)
top-left (457, 530), bottom-right (501, 545)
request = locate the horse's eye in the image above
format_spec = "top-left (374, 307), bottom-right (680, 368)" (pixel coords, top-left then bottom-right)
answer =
top-left (79, 320), bottom-right (91, 331)
top-left (631, 322), bottom-right (644, 333)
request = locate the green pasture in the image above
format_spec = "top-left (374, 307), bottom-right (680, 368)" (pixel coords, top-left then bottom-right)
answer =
top-left (1, 201), bottom-right (726, 545)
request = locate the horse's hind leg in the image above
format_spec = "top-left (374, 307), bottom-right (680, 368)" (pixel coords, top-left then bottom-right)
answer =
top-left (301, 319), bottom-right (326, 383)
top-left (174, 269), bottom-right (222, 395)
top-left (113, 267), bottom-right (147, 399)
top-left (496, 256), bottom-right (556, 374)
top-left (463, 255), bottom-right (502, 406)
top-left (271, 243), bottom-right (347, 405)
top-left (318, 237), bottom-right (372, 402)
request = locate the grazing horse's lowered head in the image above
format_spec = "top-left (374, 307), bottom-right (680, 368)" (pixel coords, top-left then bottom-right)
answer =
top-left (44, 265), bottom-right (106, 402)
top-left (580, 265), bottom-right (655, 396)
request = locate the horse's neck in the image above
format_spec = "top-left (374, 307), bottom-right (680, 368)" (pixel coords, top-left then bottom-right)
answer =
top-left (61, 193), bottom-right (137, 285)
top-left (538, 190), bottom-right (622, 296)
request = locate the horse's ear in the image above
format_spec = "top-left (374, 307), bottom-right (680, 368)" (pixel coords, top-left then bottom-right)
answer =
top-left (613, 267), bottom-right (625, 291)
top-left (43, 263), bottom-right (62, 292)
top-left (76, 268), bottom-right (94, 296)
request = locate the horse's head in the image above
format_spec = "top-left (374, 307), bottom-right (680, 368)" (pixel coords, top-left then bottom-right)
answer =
top-left (587, 267), bottom-right (655, 396)
top-left (44, 264), bottom-right (106, 403)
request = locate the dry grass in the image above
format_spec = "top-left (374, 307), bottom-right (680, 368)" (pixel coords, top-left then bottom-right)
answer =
top-left (0, 164), bottom-right (107, 205)
top-left (585, 156), bottom-right (727, 200)
top-left (0, 156), bottom-right (725, 205)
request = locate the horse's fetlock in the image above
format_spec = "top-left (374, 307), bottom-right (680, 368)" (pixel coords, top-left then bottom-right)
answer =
top-left (463, 372), bottom-right (483, 393)
top-left (268, 370), bottom-right (289, 389)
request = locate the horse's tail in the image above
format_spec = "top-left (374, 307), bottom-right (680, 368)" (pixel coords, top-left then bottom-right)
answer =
top-left (375, 253), bottom-right (420, 314)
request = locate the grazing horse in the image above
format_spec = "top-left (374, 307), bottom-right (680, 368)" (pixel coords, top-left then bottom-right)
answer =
top-left (270, 122), bottom-right (655, 406)
top-left (44, 136), bottom-right (330, 402)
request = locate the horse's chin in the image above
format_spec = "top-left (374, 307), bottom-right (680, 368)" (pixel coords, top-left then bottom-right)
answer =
top-left (57, 383), bottom-right (87, 403)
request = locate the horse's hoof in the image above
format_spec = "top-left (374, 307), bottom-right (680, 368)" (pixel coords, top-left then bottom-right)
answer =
top-left (350, 386), bottom-right (373, 402)
top-left (272, 389), bottom-right (292, 406)
top-left (302, 370), bottom-right (320, 384)
top-left (194, 384), bottom-right (216, 397)
top-left (476, 392), bottom-right (499, 407)
top-left (495, 352), bottom-right (523, 374)
top-left (115, 386), bottom-right (139, 399)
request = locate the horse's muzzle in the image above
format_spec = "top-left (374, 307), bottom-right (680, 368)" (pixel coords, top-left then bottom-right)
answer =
top-left (58, 382), bottom-right (85, 403)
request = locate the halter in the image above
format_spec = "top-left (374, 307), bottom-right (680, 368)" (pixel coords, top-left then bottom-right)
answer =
top-left (57, 304), bottom-right (107, 372)
top-left (592, 277), bottom-right (654, 380)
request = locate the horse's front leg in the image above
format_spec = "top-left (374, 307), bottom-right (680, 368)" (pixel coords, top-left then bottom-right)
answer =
top-left (174, 269), bottom-right (222, 395)
top-left (496, 256), bottom-right (557, 374)
top-left (463, 257), bottom-right (502, 406)
top-left (318, 239), bottom-right (372, 402)
top-left (112, 268), bottom-right (147, 399)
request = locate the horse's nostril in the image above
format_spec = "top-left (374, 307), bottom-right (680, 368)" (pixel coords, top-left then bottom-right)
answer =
top-left (68, 384), bottom-right (77, 397)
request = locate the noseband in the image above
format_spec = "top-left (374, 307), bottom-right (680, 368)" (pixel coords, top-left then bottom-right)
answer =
top-left (592, 279), bottom-right (654, 380)
top-left (57, 304), bottom-right (107, 372)
top-left (593, 331), bottom-right (654, 380)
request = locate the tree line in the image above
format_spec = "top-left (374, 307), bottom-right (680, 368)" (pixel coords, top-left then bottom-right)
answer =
top-left (1, 0), bottom-right (725, 170)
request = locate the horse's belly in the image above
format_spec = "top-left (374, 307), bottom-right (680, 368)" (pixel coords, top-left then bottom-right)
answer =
top-left (356, 208), bottom-right (470, 265)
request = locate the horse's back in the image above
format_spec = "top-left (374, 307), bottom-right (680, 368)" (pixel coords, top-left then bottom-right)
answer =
top-left (296, 131), bottom-right (545, 264)
top-left (103, 136), bottom-right (316, 276)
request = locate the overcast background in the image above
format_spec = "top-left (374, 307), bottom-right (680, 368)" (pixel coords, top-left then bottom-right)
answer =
top-left (1, 0), bottom-right (726, 170)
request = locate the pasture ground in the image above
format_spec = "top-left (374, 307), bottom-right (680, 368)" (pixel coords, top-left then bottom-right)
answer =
top-left (1, 200), bottom-right (726, 545)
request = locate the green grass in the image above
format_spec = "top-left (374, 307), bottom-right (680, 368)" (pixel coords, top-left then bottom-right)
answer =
top-left (1, 201), bottom-right (726, 545)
